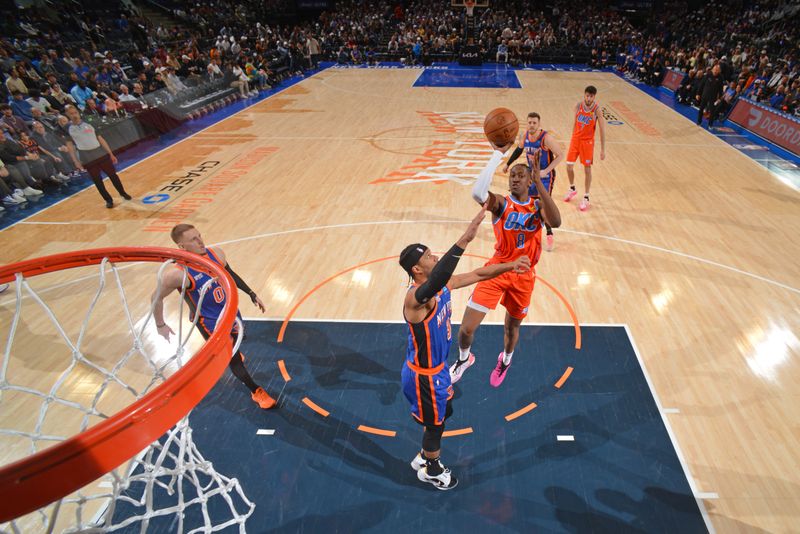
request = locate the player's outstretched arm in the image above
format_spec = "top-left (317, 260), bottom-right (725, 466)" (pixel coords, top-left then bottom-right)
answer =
top-left (541, 133), bottom-right (564, 178)
top-left (502, 132), bottom-right (525, 173)
top-left (472, 140), bottom-right (513, 218)
top-left (152, 268), bottom-right (184, 341)
top-left (449, 256), bottom-right (531, 290)
top-left (210, 246), bottom-right (265, 312)
top-left (405, 207), bottom-right (487, 311)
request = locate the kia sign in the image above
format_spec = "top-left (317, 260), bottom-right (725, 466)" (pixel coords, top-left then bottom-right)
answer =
top-left (661, 69), bottom-right (685, 91)
top-left (728, 98), bottom-right (800, 157)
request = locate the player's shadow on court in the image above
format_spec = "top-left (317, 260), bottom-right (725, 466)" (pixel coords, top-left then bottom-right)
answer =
top-left (261, 400), bottom-right (421, 490)
top-left (267, 323), bottom-right (401, 406)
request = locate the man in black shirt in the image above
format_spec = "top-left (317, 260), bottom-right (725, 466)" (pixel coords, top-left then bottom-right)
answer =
top-left (696, 64), bottom-right (724, 127)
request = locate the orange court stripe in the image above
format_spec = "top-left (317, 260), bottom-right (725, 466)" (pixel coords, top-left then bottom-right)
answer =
top-left (277, 359), bottom-right (291, 382)
top-left (357, 425), bottom-right (397, 437)
top-left (442, 427), bottom-right (473, 437)
top-left (505, 402), bottom-right (538, 422)
top-left (278, 253), bottom-right (580, 352)
top-left (554, 366), bottom-right (574, 389)
top-left (302, 397), bottom-right (330, 417)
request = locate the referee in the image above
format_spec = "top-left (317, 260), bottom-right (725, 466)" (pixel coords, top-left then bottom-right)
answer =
top-left (65, 105), bottom-right (131, 208)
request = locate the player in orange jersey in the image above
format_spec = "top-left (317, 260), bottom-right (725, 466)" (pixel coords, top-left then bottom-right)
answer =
top-left (450, 142), bottom-right (561, 388)
top-left (564, 85), bottom-right (606, 211)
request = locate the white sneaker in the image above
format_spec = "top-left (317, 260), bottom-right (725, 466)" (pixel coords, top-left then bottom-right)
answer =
top-left (3, 194), bottom-right (25, 205)
top-left (0, 283), bottom-right (9, 293)
top-left (57, 172), bottom-right (70, 181)
top-left (0, 204), bottom-right (5, 211)
top-left (449, 353), bottom-right (475, 384)
top-left (410, 452), bottom-right (426, 472)
top-left (23, 186), bottom-right (43, 196)
top-left (417, 462), bottom-right (458, 490)
top-left (13, 189), bottom-right (26, 201)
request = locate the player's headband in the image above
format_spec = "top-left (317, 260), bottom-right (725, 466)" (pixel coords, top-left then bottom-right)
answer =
top-left (399, 244), bottom-right (428, 276)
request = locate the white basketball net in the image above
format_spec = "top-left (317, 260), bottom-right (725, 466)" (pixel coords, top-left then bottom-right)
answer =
top-left (0, 258), bottom-right (254, 533)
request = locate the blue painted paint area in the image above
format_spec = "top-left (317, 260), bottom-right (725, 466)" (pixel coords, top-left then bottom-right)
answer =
top-left (0, 68), bottom-right (325, 231)
top-left (413, 67), bottom-right (522, 89)
top-left (114, 321), bottom-right (707, 533)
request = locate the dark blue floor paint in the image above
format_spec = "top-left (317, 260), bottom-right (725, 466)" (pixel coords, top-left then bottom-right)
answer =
top-left (116, 321), bottom-right (707, 533)
top-left (413, 67), bottom-right (522, 89)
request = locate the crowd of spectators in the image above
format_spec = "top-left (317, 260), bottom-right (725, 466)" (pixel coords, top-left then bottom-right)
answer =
top-left (611, 1), bottom-right (799, 120)
top-left (1, 0), bottom-right (799, 210)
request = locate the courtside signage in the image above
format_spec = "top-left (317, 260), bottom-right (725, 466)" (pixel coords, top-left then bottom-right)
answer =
top-left (728, 98), bottom-right (800, 157)
top-left (661, 69), bottom-right (685, 92)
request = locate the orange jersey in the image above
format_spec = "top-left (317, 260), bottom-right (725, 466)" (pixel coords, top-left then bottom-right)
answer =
top-left (571, 101), bottom-right (598, 141)
top-left (490, 195), bottom-right (544, 267)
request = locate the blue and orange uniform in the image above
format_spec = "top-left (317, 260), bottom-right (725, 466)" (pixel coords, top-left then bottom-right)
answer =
top-left (401, 285), bottom-right (454, 426)
top-left (523, 129), bottom-right (555, 197)
top-left (468, 195), bottom-right (543, 319)
top-left (181, 248), bottom-right (242, 338)
top-left (567, 101), bottom-right (598, 166)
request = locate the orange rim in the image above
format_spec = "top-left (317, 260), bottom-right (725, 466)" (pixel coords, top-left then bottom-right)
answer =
top-left (0, 247), bottom-right (238, 523)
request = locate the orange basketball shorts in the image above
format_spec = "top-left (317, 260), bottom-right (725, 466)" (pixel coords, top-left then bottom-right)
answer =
top-left (567, 138), bottom-right (594, 166)
top-left (468, 270), bottom-right (535, 319)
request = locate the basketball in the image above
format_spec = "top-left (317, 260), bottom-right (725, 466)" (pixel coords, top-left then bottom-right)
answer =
top-left (483, 108), bottom-right (519, 147)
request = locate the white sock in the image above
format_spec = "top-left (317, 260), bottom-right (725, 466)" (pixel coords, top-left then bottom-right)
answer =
top-left (458, 346), bottom-right (471, 362)
top-left (502, 351), bottom-right (513, 365)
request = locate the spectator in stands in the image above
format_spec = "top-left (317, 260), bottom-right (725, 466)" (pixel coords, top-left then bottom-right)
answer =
top-left (17, 130), bottom-right (69, 183)
top-left (9, 91), bottom-right (35, 123)
top-left (104, 92), bottom-right (125, 118)
top-left (118, 84), bottom-right (139, 103)
top-left (230, 63), bottom-right (255, 98)
top-left (5, 67), bottom-right (28, 95)
top-left (1, 104), bottom-right (28, 136)
top-left (70, 79), bottom-right (94, 110)
top-left (710, 82), bottom-right (740, 126)
top-left (64, 105), bottom-right (131, 209)
top-left (29, 108), bottom-right (58, 132)
top-left (26, 89), bottom-right (53, 114)
top-left (83, 98), bottom-right (104, 117)
top-left (50, 83), bottom-right (75, 108)
top-left (0, 135), bottom-right (48, 192)
top-left (163, 67), bottom-right (188, 95)
top-left (308, 34), bottom-right (321, 68)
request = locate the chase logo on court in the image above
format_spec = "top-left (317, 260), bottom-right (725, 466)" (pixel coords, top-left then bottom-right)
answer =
top-left (601, 107), bottom-right (624, 126)
top-left (142, 193), bottom-right (170, 204)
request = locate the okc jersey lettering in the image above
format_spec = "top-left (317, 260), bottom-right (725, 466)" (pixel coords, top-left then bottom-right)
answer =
top-left (503, 210), bottom-right (541, 232)
top-left (572, 102), bottom-right (598, 141)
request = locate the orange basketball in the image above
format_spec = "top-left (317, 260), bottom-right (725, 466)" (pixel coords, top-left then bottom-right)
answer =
top-left (483, 108), bottom-right (519, 147)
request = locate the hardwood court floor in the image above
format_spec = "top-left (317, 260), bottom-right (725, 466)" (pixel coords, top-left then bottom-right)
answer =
top-left (1, 67), bottom-right (799, 532)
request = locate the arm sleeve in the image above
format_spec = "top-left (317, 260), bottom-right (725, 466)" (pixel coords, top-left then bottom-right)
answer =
top-left (506, 146), bottom-right (523, 166)
top-left (225, 264), bottom-right (256, 300)
top-left (413, 244), bottom-right (464, 304)
top-left (471, 149), bottom-right (505, 203)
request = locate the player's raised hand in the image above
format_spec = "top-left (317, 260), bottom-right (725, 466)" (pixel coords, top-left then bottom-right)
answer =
top-left (530, 149), bottom-right (542, 181)
top-left (490, 140), bottom-right (514, 154)
top-left (157, 323), bottom-right (175, 341)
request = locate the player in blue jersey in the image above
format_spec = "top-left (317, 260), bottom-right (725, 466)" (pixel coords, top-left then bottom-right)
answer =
top-left (400, 207), bottom-right (530, 490)
top-left (503, 112), bottom-right (564, 251)
top-left (152, 223), bottom-right (276, 409)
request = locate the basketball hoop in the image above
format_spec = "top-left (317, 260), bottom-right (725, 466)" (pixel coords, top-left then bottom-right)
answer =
top-left (0, 247), bottom-right (254, 532)
top-left (465, 0), bottom-right (475, 16)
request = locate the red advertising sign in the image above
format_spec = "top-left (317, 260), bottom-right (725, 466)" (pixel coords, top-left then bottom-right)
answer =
top-left (661, 69), bottom-right (685, 91)
top-left (728, 99), bottom-right (800, 157)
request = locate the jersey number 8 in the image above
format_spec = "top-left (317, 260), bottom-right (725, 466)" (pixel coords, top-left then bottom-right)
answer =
top-left (516, 233), bottom-right (525, 249)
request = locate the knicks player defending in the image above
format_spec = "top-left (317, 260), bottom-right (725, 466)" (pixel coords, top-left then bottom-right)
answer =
top-left (502, 112), bottom-right (564, 251)
top-left (400, 208), bottom-right (530, 490)
top-left (564, 85), bottom-right (606, 211)
top-left (152, 223), bottom-right (276, 409)
top-left (450, 143), bottom-right (561, 387)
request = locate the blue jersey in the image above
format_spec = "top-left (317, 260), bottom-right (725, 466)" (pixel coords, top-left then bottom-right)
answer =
top-left (523, 129), bottom-right (554, 197)
top-left (182, 248), bottom-right (241, 335)
top-left (404, 286), bottom-right (453, 371)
